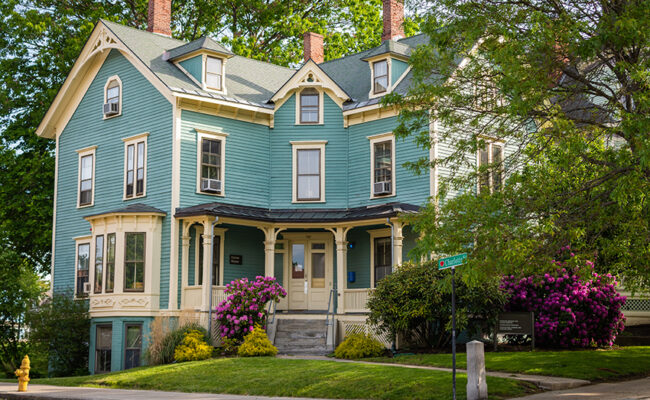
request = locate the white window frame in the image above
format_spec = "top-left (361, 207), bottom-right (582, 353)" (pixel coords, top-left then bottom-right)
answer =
top-left (74, 235), bottom-right (92, 299)
top-left (203, 55), bottom-right (227, 94)
top-left (368, 132), bottom-right (396, 198)
top-left (192, 225), bottom-right (227, 287)
top-left (122, 132), bottom-right (148, 200)
top-left (477, 139), bottom-right (505, 194)
top-left (196, 129), bottom-right (228, 196)
top-left (368, 228), bottom-right (392, 288)
top-left (103, 75), bottom-right (122, 119)
top-left (291, 141), bottom-right (327, 203)
top-left (295, 88), bottom-right (324, 125)
top-left (76, 145), bottom-right (97, 208)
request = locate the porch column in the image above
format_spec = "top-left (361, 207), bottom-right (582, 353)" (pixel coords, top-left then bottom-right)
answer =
top-left (201, 224), bottom-right (213, 312)
top-left (331, 227), bottom-right (350, 315)
top-left (259, 227), bottom-right (285, 278)
top-left (391, 220), bottom-right (404, 268)
top-left (180, 221), bottom-right (191, 309)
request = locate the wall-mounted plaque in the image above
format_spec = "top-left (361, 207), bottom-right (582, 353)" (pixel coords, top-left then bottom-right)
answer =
top-left (229, 254), bottom-right (242, 265)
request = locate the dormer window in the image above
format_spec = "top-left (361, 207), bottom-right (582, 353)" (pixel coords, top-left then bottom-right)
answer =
top-left (103, 76), bottom-right (122, 118)
top-left (205, 56), bottom-right (223, 91)
top-left (373, 60), bottom-right (389, 94)
top-left (300, 88), bottom-right (319, 124)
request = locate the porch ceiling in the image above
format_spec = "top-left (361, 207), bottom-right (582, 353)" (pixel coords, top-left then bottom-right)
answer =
top-left (174, 201), bottom-right (419, 223)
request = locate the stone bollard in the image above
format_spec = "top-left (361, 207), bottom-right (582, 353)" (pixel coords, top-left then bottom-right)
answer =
top-left (466, 341), bottom-right (487, 400)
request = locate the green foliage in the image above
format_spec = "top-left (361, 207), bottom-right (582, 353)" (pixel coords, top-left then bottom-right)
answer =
top-left (145, 321), bottom-right (207, 365)
top-left (174, 330), bottom-right (212, 362)
top-left (218, 337), bottom-right (239, 356)
top-left (367, 261), bottom-right (505, 349)
top-left (237, 324), bottom-right (277, 357)
top-left (334, 333), bottom-right (385, 359)
top-left (25, 292), bottom-right (89, 377)
top-left (386, 0), bottom-right (650, 291)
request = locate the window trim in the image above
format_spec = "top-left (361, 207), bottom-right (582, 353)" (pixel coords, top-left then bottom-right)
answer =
top-left (195, 129), bottom-right (228, 196)
top-left (291, 141), bottom-right (327, 203)
top-left (295, 88), bottom-right (324, 125)
top-left (74, 236), bottom-right (92, 299)
top-left (372, 59), bottom-right (389, 95)
top-left (368, 228), bottom-right (392, 288)
top-left (76, 146), bottom-right (96, 208)
top-left (122, 132), bottom-right (148, 200)
top-left (103, 75), bottom-right (122, 119)
top-left (477, 139), bottom-right (505, 194)
top-left (203, 55), bottom-right (227, 93)
top-left (123, 323), bottom-right (142, 370)
top-left (368, 132), bottom-right (396, 199)
top-left (123, 232), bottom-right (146, 293)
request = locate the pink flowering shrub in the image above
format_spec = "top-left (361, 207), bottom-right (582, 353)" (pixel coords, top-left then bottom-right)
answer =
top-left (501, 251), bottom-right (626, 348)
top-left (215, 276), bottom-right (287, 342)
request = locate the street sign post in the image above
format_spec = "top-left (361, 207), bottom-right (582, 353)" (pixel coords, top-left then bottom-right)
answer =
top-left (438, 253), bottom-right (467, 400)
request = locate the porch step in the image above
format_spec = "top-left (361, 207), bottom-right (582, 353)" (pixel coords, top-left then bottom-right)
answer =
top-left (274, 319), bottom-right (330, 355)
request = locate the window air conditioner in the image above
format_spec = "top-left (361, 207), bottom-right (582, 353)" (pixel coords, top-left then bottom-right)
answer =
top-left (201, 178), bottom-right (222, 193)
top-left (374, 181), bottom-right (392, 195)
top-left (83, 281), bottom-right (92, 294)
top-left (103, 102), bottom-right (119, 116)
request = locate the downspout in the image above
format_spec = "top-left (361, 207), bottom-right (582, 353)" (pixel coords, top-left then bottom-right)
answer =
top-left (207, 216), bottom-right (219, 340)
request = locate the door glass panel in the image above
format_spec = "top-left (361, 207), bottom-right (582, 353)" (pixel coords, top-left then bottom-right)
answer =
top-left (311, 252), bottom-right (325, 288)
top-left (311, 243), bottom-right (325, 250)
top-left (291, 244), bottom-right (305, 279)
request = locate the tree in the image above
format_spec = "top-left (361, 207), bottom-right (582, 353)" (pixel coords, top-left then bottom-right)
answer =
top-left (388, 0), bottom-right (650, 291)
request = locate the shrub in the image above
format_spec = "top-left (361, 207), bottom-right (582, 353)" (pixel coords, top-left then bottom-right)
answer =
top-left (334, 333), bottom-right (385, 359)
top-left (502, 252), bottom-right (627, 348)
top-left (237, 324), bottom-right (277, 357)
top-left (215, 276), bottom-right (287, 342)
top-left (174, 330), bottom-right (212, 362)
top-left (145, 319), bottom-right (208, 365)
top-left (26, 292), bottom-right (90, 377)
top-left (367, 261), bottom-right (505, 349)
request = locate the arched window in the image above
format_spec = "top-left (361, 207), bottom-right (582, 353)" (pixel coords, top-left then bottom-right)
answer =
top-left (103, 76), bottom-right (122, 118)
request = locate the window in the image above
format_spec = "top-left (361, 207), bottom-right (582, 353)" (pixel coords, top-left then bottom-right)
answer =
top-left (198, 235), bottom-right (220, 286)
top-left (76, 146), bottom-right (96, 207)
top-left (106, 81), bottom-right (120, 105)
top-left (95, 325), bottom-right (112, 374)
top-left (374, 237), bottom-right (392, 286)
top-left (76, 243), bottom-right (90, 297)
top-left (369, 134), bottom-right (395, 197)
top-left (123, 134), bottom-right (147, 199)
top-left (124, 324), bottom-right (142, 370)
top-left (205, 56), bottom-right (223, 91)
top-left (299, 89), bottom-right (319, 124)
top-left (94, 235), bottom-right (103, 294)
top-left (104, 76), bottom-right (122, 117)
top-left (373, 60), bottom-right (389, 94)
top-left (297, 149), bottom-right (321, 201)
top-left (478, 142), bottom-right (504, 193)
top-left (124, 233), bottom-right (145, 292)
top-left (200, 138), bottom-right (222, 193)
top-left (105, 233), bottom-right (115, 293)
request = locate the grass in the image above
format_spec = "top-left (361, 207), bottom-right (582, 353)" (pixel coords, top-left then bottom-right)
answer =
top-left (367, 346), bottom-right (650, 381)
top-left (31, 357), bottom-right (536, 400)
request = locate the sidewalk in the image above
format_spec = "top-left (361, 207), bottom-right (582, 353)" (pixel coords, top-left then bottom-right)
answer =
top-left (510, 376), bottom-right (650, 400)
top-left (278, 355), bottom-right (590, 390)
top-left (0, 383), bottom-right (328, 400)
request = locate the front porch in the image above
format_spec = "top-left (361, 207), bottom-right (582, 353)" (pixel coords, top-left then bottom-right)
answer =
top-left (174, 202), bottom-right (419, 316)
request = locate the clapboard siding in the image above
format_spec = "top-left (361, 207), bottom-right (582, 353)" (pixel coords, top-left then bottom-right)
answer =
top-left (179, 55), bottom-right (202, 83)
top-left (53, 50), bottom-right (173, 304)
top-left (392, 59), bottom-right (409, 84)
top-left (89, 317), bottom-right (153, 374)
top-left (270, 94), bottom-right (348, 208)
top-left (179, 110), bottom-right (270, 208)
top-left (348, 116), bottom-right (430, 207)
top-left (222, 225), bottom-right (265, 284)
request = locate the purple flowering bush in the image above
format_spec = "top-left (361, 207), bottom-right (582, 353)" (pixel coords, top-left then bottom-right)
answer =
top-left (215, 276), bottom-right (287, 342)
top-left (501, 252), bottom-right (626, 348)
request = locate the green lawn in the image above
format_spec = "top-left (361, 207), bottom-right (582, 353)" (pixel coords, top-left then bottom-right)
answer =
top-left (32, 357), bottom-right (535, 400)
top-left (367, 346), bottom-right (650, 381)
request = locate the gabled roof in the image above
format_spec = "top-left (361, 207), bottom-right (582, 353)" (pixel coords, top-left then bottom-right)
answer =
top-left (270, 59), bottom-right (351, 107)
top-left (361, 40), bottom-right (412, 61)
top-left (167, 36), bottom-right (234, 60)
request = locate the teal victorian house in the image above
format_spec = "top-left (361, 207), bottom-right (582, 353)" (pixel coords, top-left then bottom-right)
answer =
top-left (36, 0), bottom-right (506, 373)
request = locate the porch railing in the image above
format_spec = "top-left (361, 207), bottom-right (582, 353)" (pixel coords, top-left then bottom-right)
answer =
top-left (182, 286), bottom-right (227, 310)
top-left (343, 288), bottom-right (373, 313)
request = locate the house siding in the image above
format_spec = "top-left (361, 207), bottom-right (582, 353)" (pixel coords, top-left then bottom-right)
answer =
top-left (52, 50), bottom-right (173, 306)
top-left (179, 55), bottom-right (203, 84)
top-left (391, 58), bottom-right (409, 84)
top-left (89, 317), bottom-right (153, 374)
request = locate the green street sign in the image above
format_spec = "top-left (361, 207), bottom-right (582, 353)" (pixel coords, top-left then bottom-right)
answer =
top-left (438, 253), bottom-right (467, 270)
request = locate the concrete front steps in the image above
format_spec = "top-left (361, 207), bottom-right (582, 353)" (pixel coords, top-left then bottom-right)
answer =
top-left (274, 319), bottom-right (330, 355)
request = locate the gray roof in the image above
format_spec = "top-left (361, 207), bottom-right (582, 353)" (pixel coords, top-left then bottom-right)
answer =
top-left (167, 36), bottom-right (233, 60)
top-left (101, 20), bottom-right (294, 108)
top-left (361, 39), bottom-right (413, 60)
top-left (85, 203), bottom-right (167, 218)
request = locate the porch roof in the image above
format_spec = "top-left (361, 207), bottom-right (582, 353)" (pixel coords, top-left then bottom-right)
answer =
top-left (174, 202), bottom-right (419, 223)
top-left (84, 203), bottom-right (167, 219)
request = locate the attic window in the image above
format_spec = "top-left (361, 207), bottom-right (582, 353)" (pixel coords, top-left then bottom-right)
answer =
top-left (103, 76), bottom-right (122, 118)
top-left (373, 60), bottom-right (389, 94)
top-left (300, 88), bottom-right (319, 124)
top-left (205, 56), bottom-right (223, 91)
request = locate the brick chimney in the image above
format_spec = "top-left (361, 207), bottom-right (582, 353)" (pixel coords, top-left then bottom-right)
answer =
top-left (147, 0), bottom-right (172, 37)
top-left (303, 32), bottom-right (324, 64)
top-left (382, 0), bottom-right (405, 42)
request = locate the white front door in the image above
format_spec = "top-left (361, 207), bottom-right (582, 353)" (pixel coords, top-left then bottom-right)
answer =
top-left (287, 236), bottom-right (332, 310)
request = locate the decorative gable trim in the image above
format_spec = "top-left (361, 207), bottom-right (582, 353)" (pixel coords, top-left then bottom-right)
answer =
top-left (36, 21), bottom-right (174, 139)
top-left (270, 60), bottom-right (350, 110)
